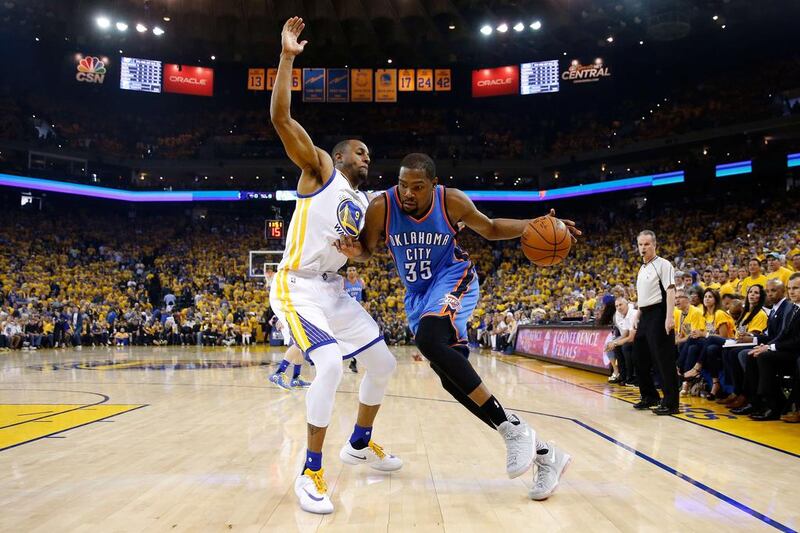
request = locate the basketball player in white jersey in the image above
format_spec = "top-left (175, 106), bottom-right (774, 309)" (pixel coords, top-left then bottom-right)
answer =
top-left (269, 17), bottom-right (402, 515)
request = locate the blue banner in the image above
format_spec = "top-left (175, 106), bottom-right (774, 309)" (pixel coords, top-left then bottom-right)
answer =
top-left (302, 68), bottom-right (326, 102)
top-left (326, 68), bottom-right (349, 103)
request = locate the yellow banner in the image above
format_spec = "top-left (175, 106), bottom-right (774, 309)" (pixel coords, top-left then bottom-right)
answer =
top-left (375, 69), bottom-right (397, 102)
top-left (351, 69), bottom-right (373, 102)
top-left (266, 68), bottom-right (301, 91)
top-left (416, 69), bottom-right (433, 91)
top-left (248, 68), bottom-right (265, 91)
top-left (435, 69), bottom-right (451, 91)
top-left (398, 69), bottom-right (415, 92)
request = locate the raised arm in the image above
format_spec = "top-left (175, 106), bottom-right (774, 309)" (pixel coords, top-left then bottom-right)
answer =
top-left (333, 194), bottom-right (387, 262)
top-left (269, 17), bottom-right (333, 192)
top-left (444, 188), bottom-right (581, 242)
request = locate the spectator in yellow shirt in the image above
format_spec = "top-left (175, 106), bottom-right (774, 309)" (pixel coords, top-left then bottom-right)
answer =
top-left (674, 289), bottom-right (706, 394)
top-left (765, 252), bottom-right (792, 286)
top-left (738, 258), bottom-right (768, 297)
top-left (684, 289), bottom-right (734, 399)
top-left (791, 251), bottom-right (800, 272)
top-left (701, 268), bottom-right (720, 291)
top-left (735, 284), bottom-right (768, 335)
top-left (717, 268), bottom-right (737, 297)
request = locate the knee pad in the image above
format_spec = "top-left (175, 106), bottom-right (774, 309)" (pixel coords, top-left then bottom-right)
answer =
top-left (305, 344), bottom-right (344, 427)
top-left (356, 342), bottom-right (396, 405)
top-left (415, 316), bottom-right (455, 363)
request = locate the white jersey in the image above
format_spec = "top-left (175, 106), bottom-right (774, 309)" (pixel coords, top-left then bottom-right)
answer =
top-left (278, 169), bottom-right (369, 274)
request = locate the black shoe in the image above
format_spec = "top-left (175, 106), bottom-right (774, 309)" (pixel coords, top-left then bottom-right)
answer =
top-left (730, 404), bottom-right (754, 415)
top-left (348, 359), bottom-right (358, 373)
top-left (749, 408), bottom-right (781, 421)
top-left (653, 405), bottom-right (680, 416)
top-left (633, 398), bottom-right (659, 410)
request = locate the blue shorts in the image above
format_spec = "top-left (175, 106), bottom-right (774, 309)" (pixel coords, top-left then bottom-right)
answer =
top-left (405, 264), bottom-right (479, 345)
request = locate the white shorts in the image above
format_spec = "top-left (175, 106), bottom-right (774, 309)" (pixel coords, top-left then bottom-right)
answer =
top-left (269, 269), bottom-right (382, 359)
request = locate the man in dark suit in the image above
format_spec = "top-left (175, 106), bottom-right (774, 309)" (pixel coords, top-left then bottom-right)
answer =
top-left (746, 273), bottom-right (800, 420)
top-left (724, 278), bottom-right (792, 410)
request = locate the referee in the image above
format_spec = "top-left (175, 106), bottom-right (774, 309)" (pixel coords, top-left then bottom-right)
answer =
top-left (632, 230), bottom-right (679, 415)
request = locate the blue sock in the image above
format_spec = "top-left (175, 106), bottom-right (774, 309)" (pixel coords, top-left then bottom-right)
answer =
top-left (349, 424), bottom-right (372, 450)
top-left (276, 359), bottom-right (290, 374)
top-left (292, 364), bottom-right (302, 379)
top-left (305, 450), bottom-right (322, 472)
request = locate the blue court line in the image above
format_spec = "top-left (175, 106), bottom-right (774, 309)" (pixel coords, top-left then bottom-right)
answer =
top-left (381, 391), bottom-right (795, 533)
top-left (570, 418), bottom-right (796, 533)
top-left (498, 356), bottom-right (800, 460)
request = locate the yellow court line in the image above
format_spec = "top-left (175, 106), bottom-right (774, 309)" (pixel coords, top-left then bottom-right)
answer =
top-left (500, 354), bottom-right (800, 457)
top-left (0, 403), bottom-right (146, 451)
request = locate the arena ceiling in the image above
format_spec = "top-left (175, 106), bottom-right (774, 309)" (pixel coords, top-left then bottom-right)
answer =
top-left (2, 0), bottom-right (796, 65)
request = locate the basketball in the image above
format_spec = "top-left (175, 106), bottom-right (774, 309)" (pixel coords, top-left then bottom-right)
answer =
top-left (521, 215), bottom-right (572, 266)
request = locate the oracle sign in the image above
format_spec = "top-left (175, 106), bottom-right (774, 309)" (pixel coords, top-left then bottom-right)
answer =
top-left (163, 64), bottom-right (214, 96)
top-left (471, 65), bottom-right (519, 98)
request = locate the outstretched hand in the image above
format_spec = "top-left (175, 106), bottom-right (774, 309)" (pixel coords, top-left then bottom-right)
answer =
top-left (281, 17), bottom-right (308, 57)
top-left (548, 208), bottom-right (582, 244)
top-left (333, 235), bottom-right (363, 259)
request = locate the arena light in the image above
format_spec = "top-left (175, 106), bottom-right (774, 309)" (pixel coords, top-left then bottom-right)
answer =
top-left (713, 15), bottom-right (719, 21)
top-left (715, 160), bottom-right (752, 178)
top-left (496, 23), bottom-right (508, 33)
top-left (530, 20), bottom-right (542, 30)
top-left (606, 36), bottom-right (614, 43)
top-left (513, 22), bottom-right (525, 32)
top-left (480, 25), bottom-right (492, 35)
top-left (116, 21), bottom-right (128, 32)
top-left (448, 24), bottom-right (455, 30)
top-left (136, 23), bottom-right (147, 33)
top-left (788, 152), bottom-right (800, 168)
top-left (152, 26), bottom-right (165, 36)
top-left (0, 173), bottom-right (241, 202)
top-left (96, 16), bottom-right (111, 29)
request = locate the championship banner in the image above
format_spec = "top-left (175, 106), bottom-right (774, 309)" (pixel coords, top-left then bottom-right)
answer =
top-left (375, 69), bottom-right (397, 102)
top-left (434, 69), bottom-right (451, 91)
top-left (515, 326), bottom-right (612, 373)
top-left (471, 65), bottom-right (519, 98)
top-left (247, 68), bottom-right (265, 91)
top-left (351, 69), bottom-right (373, 102)
top-left (265, 68), bottom-right (301, 91)
top-left (416, 69), bottom-right (433, 91)
top-left (326, 68), bottom-right (349, 102)
top-left (74, 53), bottom-right (108, 85)
top-left (561, 57), bottom-right (612, 84)
top-left (163, 64), bottom-right (214, 97)
top-left (302, 68), bottom-right (326, 102)
top-left (398, 69), bottom-right (415, 92)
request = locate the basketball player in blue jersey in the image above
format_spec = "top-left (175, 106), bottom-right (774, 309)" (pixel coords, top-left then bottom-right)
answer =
top-left (270, 17), bottom-right (402, 515)
top-left (335, 153), bottom-right (580, 500)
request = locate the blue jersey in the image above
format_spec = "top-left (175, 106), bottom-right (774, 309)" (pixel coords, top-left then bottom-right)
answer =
top-left (344, 279), bottom-right (364, 302)
top-left (385, 185), bottom-right (470, 293)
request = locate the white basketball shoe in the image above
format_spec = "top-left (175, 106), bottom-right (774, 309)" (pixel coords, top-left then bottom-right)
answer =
top-left (339, 440), bottom-right (403, 471)
top-left (529, 442), bottom-right (571, 501)
top-left (295, 468), bottom-right (334, 514)
top-left (497, 413), bottom-right (535, 478)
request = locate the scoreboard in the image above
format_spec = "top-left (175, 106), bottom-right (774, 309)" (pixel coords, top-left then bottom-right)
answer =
top-left (120, 57), bottom-right (162, 93)
top-left (265, 219), bottom-right (285, 242)
top-left (520, 60), bottom-right (559, 95)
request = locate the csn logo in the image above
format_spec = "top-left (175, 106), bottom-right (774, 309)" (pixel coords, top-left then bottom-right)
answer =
top-left (76, 56), bottom-right (107, 84)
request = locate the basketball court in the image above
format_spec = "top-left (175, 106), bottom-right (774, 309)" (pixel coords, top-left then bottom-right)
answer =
top-left (1, 345), bottom-right (797, 532)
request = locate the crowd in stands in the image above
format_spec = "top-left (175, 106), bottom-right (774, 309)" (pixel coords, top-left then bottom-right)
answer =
top-left (1, 186), bottom-right (798, 418)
